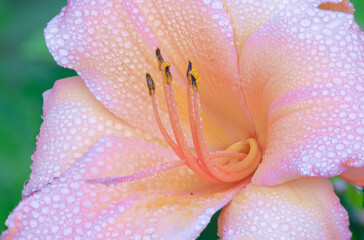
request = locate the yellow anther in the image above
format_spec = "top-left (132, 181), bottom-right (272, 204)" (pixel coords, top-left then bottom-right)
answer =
top-left (188, 68), bottom-right (200, 91)
top-left (155, 47), bottom-right (164, 71)
top-left (162, 62), bottom-right (173, 84)
top-left (146, 73), bottom-right (155, 96)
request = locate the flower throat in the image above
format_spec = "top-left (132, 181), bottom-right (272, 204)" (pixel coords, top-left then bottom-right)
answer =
top-left (88, 48), bottom-right (261, 186)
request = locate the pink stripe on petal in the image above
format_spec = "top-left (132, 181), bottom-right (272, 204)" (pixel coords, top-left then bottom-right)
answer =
top-left (218, 177), bottom-right (351, 240)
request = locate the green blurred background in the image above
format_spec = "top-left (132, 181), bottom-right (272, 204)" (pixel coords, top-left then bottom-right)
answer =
top-left (0, 0), bottom-right (363, 239)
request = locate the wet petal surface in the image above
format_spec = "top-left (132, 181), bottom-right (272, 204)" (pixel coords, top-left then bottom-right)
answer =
top-left (45, 0), bottom-right (255, 148)
top-left (5, 136), bottom-right (246, 240)
top-left (238, 5), bottom-right (364, 185)
top-left (218, 177), bottom-right (351, 240)
top-left (24, 77), bottom-right (165, 197)
top-left (222, 0), bottom-right (342, 57)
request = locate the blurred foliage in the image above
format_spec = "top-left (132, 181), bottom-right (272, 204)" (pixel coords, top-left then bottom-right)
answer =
top-left (0, 0), bottom-right (363, 239)
top-left (0, 0), bottom-right (76, 233)
top-left (352, 0), bottom-right (364, 31)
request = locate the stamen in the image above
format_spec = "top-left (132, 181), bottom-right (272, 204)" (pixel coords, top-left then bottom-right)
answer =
top-left (187, 65), bottom-right (261, 182)
top-left (154, 51), bottom-right (190, 160)
top-left (160, 61), bottom-right (192, 157)
top-left (154, 51), bottom-right (221, 183)
top-left (162, 67), bottom-right (221, 182)
top-left (187, 68), bottom-right (218, 175)
top-left (185, 64), bottom-right (219, 179)
top-left (145, 74), bottom-right (183, 159)
top-left (183, 66), bottom-right (219, 177)
top-left (144, 48), bottom-right (261, 184)
top-left (86, 160), bottom-right (185, 186)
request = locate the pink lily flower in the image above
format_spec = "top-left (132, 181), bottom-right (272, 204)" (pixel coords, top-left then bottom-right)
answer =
top-left (2, 0), bottom-right (363, 239)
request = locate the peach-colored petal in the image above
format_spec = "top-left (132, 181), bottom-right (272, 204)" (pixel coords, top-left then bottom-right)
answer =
top-left (218, 177), bottom-right (351, 240)
top-left (24, 76), bottom-right (165, 197)
top-left (4, 136), bottom-right (246, 240)
top-left (44, 0), bottom-right (254, 149)
top-left (238, 5), bottom-right (364, 185)
top-left (318, 0), bottom-right (354, 14)
top-left (222, 0), bottom-right (348, 57)
top-left (340, 167), bottom-right (364, 186)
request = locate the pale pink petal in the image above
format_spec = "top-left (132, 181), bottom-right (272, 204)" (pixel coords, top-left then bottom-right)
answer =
top-left (238, 5), bottom-right (364, 185)
top-left (24, 76), bottom-right (166, 197)
top-left (218, 177), bottom-right (351, 240)
top-left (45, 0), bottom-right (254, 149)
top-left (340, 167), bottom-right (364, 186)
top-left (223, 0), bottom-right (349, 57)
top-left (4, 136), bottom-right (246, 240)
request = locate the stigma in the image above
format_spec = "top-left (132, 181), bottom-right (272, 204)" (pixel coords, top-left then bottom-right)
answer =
top-left (145, 48), bottom-right (261, 184)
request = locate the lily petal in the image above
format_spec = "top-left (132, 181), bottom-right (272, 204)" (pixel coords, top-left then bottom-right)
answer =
top-left (340, 167), bottom-right (364, 186)
top-left (44, 1), bottom-right (189, 143)
top-left (23, 76), bottom-right (166, 197)
top-left (4, 136), bottom-right (246, 240)
top-left (223, 0), bottom-right (344, 57)
top-left (44, 0), bottom-right (255, 148)
top-left (238, 5), bottom-right (364, 185)
top-left (218, 177), bottom-right (351, 240)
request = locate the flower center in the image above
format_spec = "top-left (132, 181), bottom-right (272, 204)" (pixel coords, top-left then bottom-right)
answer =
top-left (146, 48), bottom-right (261, 183)
top-left (87, 48), bottom-right (262, 186)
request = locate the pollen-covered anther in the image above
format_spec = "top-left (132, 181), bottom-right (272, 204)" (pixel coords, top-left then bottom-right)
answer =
top-left (146, 73), bottom-right (155, 96)
top-left (162, 62), bottom-right (173, 84)
top-left (188, 70), bottom-right (200, 91)
top-left (186, 60), bottom-right (200, 91)
top-left (156, 47), bottom-right (164, 71)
